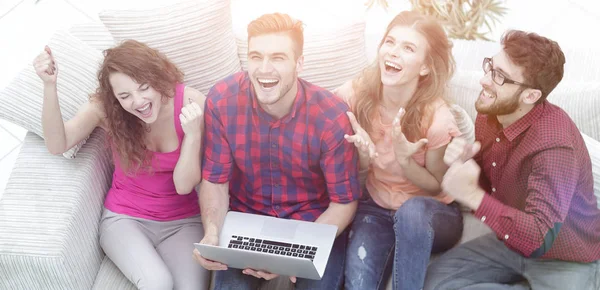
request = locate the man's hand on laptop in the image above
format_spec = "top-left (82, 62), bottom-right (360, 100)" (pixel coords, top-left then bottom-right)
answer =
top-left (192, 234), bottom-right (228, 271)
top-left (242, 268), bottom-right (297, 283)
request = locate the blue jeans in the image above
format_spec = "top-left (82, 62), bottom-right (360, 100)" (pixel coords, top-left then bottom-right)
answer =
top-left (344, 197), bottom-right (463, 290)
top-left (213, 229), bottom-right (348, 290)
top-left (424, 233), bottom-right (600, 290)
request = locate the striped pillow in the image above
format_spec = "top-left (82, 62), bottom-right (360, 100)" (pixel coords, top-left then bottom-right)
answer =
top-left (68, 22), bottom-right (116, 52)
top-left (235, 20), bottom-right (368, 91)
top-left (99, 0), bottom-right (241, 95)
top-left (0, 30), bottom-right (102, 159)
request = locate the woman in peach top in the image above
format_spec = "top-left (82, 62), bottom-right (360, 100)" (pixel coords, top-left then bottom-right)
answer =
top-left (335, 11), bottom-right (463, 290)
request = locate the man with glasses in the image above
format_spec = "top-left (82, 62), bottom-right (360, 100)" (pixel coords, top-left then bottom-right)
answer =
top-left (424, 30), bottom-right (600, 289)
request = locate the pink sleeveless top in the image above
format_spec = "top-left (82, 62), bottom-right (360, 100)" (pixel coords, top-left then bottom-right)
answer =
top-left (104, 83), bottom-right (200, 221)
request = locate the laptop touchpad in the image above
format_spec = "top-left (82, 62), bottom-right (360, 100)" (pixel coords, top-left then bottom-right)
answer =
top-left (260, 219), bottom-right (297, 239)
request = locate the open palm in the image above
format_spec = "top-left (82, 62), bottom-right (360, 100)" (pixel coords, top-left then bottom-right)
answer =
top-left (345, 111), bottom-right (378, 168)
top-left (391, 108), bottom-right (428, 165)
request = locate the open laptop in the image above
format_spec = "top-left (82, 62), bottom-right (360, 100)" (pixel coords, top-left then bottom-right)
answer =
top-left (194, 211), bottom-right (338, 280)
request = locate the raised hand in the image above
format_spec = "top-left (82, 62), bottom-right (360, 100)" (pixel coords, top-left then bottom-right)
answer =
top-left (344, 111), bottom-right (378, 168)
top-left (180, 98), bottom-right (204, 138)
top-left (443, 137), bottom-right (481, 166)
top-left (33, 46), bottom-right (58, 84)
top-left (391, 108), bottom-right (428, 166)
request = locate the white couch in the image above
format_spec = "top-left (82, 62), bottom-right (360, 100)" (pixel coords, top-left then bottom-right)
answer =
top-left (0, 1), bottom-right (599, 290)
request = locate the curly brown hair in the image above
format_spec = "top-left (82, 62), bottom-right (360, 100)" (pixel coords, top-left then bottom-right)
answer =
top-left (95, 40), bottom-right (183, 174)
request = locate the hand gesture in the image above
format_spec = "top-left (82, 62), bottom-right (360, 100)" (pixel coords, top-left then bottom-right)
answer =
top-left (442, 158), bottom-right (482, 206)
top-left (391, 108), bottom-right (428, 165)
top-left (192, 234), bottom-right (228, 271)
top-left (443, 137), bottom-right (481, 166)
top-left (180, 98), bottom-right (203, 138)
top-left (33, 46), bottom-right (57, 84)
top-left (344, 111), bottom-right (378, 168)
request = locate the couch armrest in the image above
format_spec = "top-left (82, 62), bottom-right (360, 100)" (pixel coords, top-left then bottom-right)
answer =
top-left (0, 129), bottom-right (113, 290)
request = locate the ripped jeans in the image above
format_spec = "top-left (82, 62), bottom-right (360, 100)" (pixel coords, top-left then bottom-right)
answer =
top-left (344, 197), bottom-right (463, 290)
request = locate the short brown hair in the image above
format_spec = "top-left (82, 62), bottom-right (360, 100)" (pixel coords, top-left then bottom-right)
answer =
top-left (247, 13), bottom-right (304, 59)
top-left (501, 30), bottom-right (565, 102)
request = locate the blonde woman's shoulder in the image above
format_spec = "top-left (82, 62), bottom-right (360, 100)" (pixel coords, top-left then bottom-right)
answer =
top-left (332, 80), bottom-right (356, 107)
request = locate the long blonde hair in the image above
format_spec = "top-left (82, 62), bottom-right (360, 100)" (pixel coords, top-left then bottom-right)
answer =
top-left (352, 10), bottom-right (455, 142)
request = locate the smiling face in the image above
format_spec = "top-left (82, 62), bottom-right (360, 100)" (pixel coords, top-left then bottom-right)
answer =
top-left (247, 32), bottom-right (303, 106)
top-left (109, 72), bottom-right (163, 124)
top-left (378, 25), bottom-right (430, 87)
top-left (476, 50), bottom-right (527, 115)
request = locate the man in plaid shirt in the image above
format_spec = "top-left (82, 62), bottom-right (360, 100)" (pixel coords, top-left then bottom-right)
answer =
top-left (192, 13), bottom-right (361, 290)
top-left (425, 30), bottom-right (600, 289)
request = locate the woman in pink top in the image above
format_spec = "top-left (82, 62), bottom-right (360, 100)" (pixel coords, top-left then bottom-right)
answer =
top-left (33, 40), bottom-right (209, 290)
top-left (335, 11), bottom-right (463, 290)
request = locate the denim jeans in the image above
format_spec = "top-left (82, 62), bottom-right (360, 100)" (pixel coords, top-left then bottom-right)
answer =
top-left (344, 196), bottom-right (463, 290)
top-left (424, 233), bottom-right (600, 290)
top-left (212, 229), bottom-right (348, 290)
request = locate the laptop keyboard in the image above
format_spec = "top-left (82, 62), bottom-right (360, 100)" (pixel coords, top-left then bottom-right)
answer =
top-left (228, 235), bottom-right (318, 261)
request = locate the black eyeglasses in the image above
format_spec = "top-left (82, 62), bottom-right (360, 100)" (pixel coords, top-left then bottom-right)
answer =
top-left (482, 57), bottom-right (534, 88)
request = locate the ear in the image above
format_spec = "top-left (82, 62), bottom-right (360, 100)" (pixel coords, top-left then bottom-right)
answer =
top-left (419, 64), bottom-right (430, 76)
top-left (522, 88), bottom-right (542, 105)
top-left (296, 55), bottom-right (304, 75)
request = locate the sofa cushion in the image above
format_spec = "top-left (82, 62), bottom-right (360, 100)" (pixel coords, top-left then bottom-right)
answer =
top-left (232, 3), bottom-right (368, 91)
top-left (99, 0), bottom-right (241, 95)
top-left (68, 22), bottom-right (116, 52)
top-left (0, 130), bottom-right (112, 290)
top-left (0, 30), bottom-right (102, 159)
top-left (92, 256), bottom-right (136, 290)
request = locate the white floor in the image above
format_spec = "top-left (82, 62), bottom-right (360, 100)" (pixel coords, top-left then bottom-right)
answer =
top-left (1, 0), bottom-right (599, 200)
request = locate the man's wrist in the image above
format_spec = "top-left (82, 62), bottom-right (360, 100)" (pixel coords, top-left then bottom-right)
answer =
top-left (463, 187), bottom-right (485, 211)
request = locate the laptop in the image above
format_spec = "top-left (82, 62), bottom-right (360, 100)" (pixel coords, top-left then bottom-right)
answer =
top-left (194, 211), bottom-right (338, 280)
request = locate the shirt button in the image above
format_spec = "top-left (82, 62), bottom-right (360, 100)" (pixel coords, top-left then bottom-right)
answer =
top-left (496, 137), bottom-right (500, 142)
top-left (481, 216), bottom-right (486, 222)
top-left (504, 234), bottom-right (509, 240)
top-left (274, 184), bottom-right (280, 188)
top-left (492, 188), bottom-right (496, 192)
top-left (271, 143), bottom-right (277, 148)
top-left (492, 162), bottom-right (497, 167)
top-left (275, 205), bottom-right (280, 209)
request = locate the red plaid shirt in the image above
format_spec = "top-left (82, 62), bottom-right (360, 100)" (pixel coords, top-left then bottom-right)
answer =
top-left (473, 100), bottom-right (600, 262)
top-left (202, 72), bottom-right (361, 222)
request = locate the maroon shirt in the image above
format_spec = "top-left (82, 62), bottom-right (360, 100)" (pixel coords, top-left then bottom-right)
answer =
top-left (473, 100), bottom-right (600, 263)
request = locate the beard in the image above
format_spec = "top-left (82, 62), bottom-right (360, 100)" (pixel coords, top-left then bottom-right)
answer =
top-left (475, 87), bottom-right (524, 116)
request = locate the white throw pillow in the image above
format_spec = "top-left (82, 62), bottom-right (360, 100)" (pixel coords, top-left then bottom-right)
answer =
top-left (98, 0), bottom-right (241, 95)
top-left (68, 22), bottom-right (116, 52)
top-left (0, 30), bottom-right (102, 159)
top-left (450, 104), bottom-right (475, 144)
top-left (232, 3), bottom-right (368, 91)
